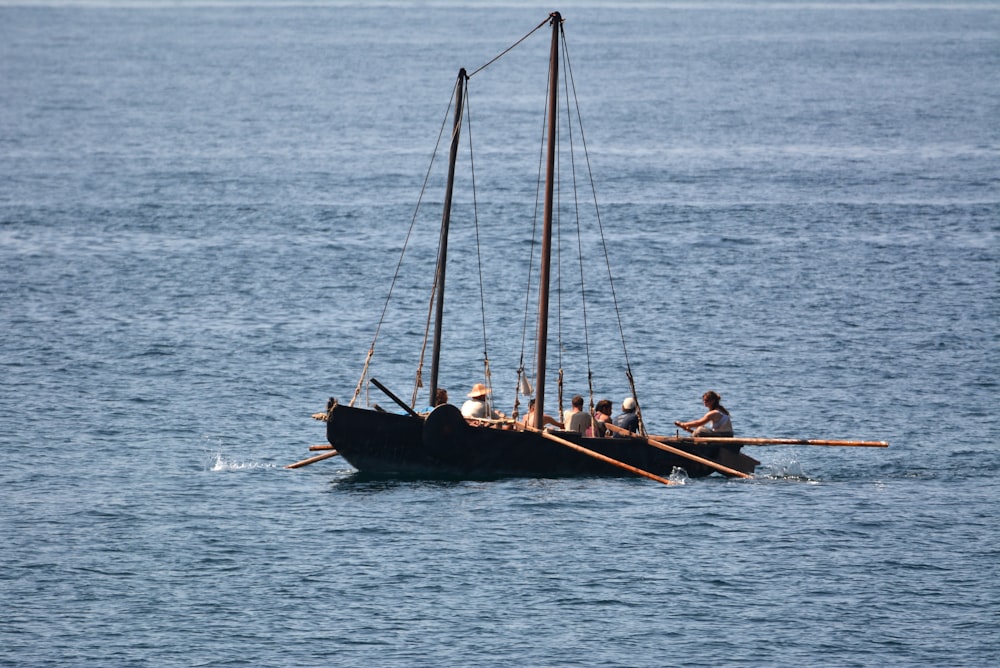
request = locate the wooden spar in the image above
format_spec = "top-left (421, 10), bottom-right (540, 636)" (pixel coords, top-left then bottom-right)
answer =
top-left (429, 69), bottom-right (467, 405)
top-left (657, 435), bottom-right (890, 447)
top-left (527, 426), bottom-right (678, 486)
top-left (309, 444), bottom-right (336, 451)
top-left (370, 378), bottom-right (422, 418)
top-left (533, 12), bottom-right (561, 431)
top-left (285, 450), bottom-right (339, 469)
top-left (604, 422), bottom-right (752, 478)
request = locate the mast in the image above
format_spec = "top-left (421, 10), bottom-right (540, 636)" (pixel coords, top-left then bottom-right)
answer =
top-left (533, 13), bottom-right (561, 430)
top-left (429, 69), bottom-right (467, 406)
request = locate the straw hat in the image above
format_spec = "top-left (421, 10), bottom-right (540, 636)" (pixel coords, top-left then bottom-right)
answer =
top-left (467, 383), bottom-right (491, 398)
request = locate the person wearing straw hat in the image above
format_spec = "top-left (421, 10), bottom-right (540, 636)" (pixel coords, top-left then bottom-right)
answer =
top-left (461, 383), bottom-right (502, 419)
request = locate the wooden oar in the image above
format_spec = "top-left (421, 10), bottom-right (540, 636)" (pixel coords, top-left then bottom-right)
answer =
top-left (663, 435), bottom-right (889, 447)
top-left (285, 450), bottom-right (339, 469)
top-left (525, 426), bottom-right (677, 486)
top-left (309, 444), bottom-right (336, 451)
top-left (604, 422), bottom-right (752, 479)
top-left (370, 378), bottom-right (422, 418)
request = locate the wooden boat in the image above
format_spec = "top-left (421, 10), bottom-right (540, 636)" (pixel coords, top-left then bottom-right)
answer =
top-left (307, 13), bottom-right (885, 483)
top-left (323, 399), bottom-right (758, 481)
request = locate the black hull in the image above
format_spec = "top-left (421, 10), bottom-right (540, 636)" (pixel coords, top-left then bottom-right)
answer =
top-left (327, 403), bottom-right (758, 480)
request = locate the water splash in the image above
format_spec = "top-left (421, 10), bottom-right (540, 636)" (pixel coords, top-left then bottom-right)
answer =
top-left (209, 452), bottom-right (276, 472)
top-left (758, 457), bottom-right (816, 482)
top-left (668, 467), bottom-right (690, 485)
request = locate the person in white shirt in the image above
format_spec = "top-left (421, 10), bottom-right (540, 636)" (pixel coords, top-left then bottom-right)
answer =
top-left (461, 383), bottom-right (502, 419)
top-left (675, 390), bottom-right (733, 436)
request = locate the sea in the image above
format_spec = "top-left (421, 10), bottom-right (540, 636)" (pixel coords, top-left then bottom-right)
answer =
top-left (1, 1), bottom-right (998, 666)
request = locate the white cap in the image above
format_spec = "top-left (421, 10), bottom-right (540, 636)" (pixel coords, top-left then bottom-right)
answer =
top-left (623, 397), bottom-right (636, 411)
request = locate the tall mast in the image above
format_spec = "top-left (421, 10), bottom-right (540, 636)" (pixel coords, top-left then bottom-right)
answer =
top-left (429, 69), bottom-right (467, 406)
top-left (533, 13), bottom-right (560, 429)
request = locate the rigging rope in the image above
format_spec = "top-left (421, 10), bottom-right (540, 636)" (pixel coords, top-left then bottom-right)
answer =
top-left (559, 27), bottom-right (596, 414)
top-left (351, 14), bottom-right (640, 425)
top-left (467, 16), bottom-right (552, 80)
top-left (561, 25), bottom-right (643, 430)
top-left (411, 85), bottom-right (466, 407)
top-left (465, 83), bottom-right (498, 410)
top-left (515, 70), bottom-right (550, 411)
top-left (553, 55), bottom-right (566, 423)
top-left (352, 73), bottom-right (461, 408)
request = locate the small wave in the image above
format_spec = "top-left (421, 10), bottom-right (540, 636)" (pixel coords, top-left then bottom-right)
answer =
top-left (209, 452), bottom-right (276, 472)
top-left (757, 458), bottom-right (817, 482)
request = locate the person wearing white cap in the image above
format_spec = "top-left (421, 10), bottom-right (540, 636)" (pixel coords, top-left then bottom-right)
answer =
top-left (612, 396), bottom-right (639, 436)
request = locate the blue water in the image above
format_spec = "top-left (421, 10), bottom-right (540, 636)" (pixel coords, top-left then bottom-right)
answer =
top-left (2, 2), bottom-right (998, 666)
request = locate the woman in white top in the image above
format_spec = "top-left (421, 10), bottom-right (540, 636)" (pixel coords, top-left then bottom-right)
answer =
top-left (675, 390), bottom-right (733, 436)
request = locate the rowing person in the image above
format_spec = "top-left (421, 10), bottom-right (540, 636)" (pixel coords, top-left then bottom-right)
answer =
top-left (521, 398), bottom-right (561, 429)
top-left (675, 390), bottom-right (734, 436)
top-left (612, 397), bottom-right (640, 437)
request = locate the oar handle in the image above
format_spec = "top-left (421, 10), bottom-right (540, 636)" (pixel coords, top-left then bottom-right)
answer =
top-left (526, 425), bottom-right (677, 486)
top-left (370, 378), bottom-right (422, 419)
top-left (605, 422), bottom-right (751, 478)
top-left (285, 450), bottom-right (339, 469)
top-left (654, 435), bottom-right (890, 447)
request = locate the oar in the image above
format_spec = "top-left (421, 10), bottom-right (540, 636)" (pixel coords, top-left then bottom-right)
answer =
top-left (285, 450), bottom-right (339, 469)
top-left (525, 426), bottom-right (677, 486)
top-left (605, 422), bottom-right (752, 479)
top-left (309, 444), bottom-right (336, 451)
top-left (370, 378), bottom-right (422, 418)
top-left (662, 435), bottom-right (889, 447)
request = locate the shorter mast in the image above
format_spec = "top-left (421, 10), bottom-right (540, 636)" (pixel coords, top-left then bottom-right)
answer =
top-left (533, 12), bottom-right (561, 430)
top-left (430, 69), bottom-right (467, 406)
